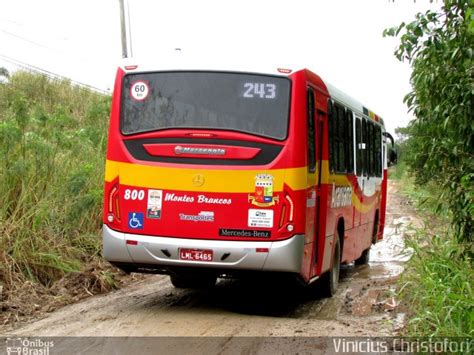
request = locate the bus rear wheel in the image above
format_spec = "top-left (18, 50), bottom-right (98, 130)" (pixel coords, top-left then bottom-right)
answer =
top-left (170, 273), bottom-right (217, 289)
top-left (356, 213), bottom-right (378, 265)
top-left (321, 237), bottom-right (341, 297)
top-left (354, 248), bottom-right (370, 265)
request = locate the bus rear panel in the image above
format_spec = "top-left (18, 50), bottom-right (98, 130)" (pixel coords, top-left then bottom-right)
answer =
top-left (103, 69), bottom-right (307, 279)
top-left (103, 65), bottom-right (390, 292)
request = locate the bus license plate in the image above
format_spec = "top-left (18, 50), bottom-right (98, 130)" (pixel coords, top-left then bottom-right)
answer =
top-left (179, 249), bottom-right (213, 262)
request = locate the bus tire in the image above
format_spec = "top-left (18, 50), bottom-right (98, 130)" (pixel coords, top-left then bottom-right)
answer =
top-left (354, 248), bottom-right (370, 265)
top-left (170, 273), bottom-right (217, 289)
top-left (355, 212), bottom-right (378, 265)
top-left (321, 237), bottom-right (341, 297)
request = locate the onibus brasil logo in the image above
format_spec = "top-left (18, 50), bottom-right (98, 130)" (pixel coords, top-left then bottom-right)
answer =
top-left (6, 338), bottom-right (54, 355)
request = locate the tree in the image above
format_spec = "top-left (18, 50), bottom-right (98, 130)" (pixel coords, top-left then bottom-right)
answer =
top-left (384, 0), bottom-right (473, 242)
top-left (0, 67), bottom-right (9, 82)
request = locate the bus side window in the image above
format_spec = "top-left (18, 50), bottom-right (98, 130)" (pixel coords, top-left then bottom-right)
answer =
top-left (367, 121), bottom-right (371, 176)
top-left (335, 104), bottom-right (346, 173)
top-left (330, 102), bottom-right (357, 174)
top-left (362, 118), bottom-right (368, 176)
top-left (328, 100), bottom-right (336, 172)
top-left (307, 89), bottom-right (316, 173)
top-left (346, 109), bottom-right (354, 174)
top-left (375, 125), bottom-right (382, 177)
top-left (356, 117), bottom-right (362, 176)
top-left (369, 122), bottom-right (375, 176)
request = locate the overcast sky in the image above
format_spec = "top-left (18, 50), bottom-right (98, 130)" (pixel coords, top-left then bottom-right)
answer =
top-left (0, 0), bottom-right (441, 133)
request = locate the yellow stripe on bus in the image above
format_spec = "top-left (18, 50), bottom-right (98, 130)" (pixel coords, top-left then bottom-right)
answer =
top-left (105, 159), bottom-right (378, 213)
top-left (327, 169), bottom-right (380, 214)
top-left (353, 195), bottom-right (378, 213)
top-left (105, 160), bottom-right (308, 193)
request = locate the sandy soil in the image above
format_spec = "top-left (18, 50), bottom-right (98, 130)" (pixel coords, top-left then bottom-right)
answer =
top-left (1, 181), bottom-right (420, 352)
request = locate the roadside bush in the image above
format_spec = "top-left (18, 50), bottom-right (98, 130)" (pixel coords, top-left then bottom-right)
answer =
top-left (399, 230), bottom-right (473, 337)
top-left (395, 175), bottom-right (473, 337)
top-left (384, 0), bottom-right (473, 242)
top-left (0, 71), bottom-right (110, 289)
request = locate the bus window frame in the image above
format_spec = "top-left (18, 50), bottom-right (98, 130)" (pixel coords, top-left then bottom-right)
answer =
top-left (355, 116), bottom-right (363, 176)
top-left (345, 109), bottom-right (354, 174)
top-left (307, 88), bottom-right (316, 173)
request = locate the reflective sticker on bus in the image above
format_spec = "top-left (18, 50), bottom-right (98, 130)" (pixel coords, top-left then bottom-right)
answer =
top-left (164, 193), bottom-right (194, 203)
top-left (163, 192), bottom-right (232, 205)
top-left (179, 211), bottom-right (215, 222)
top-left (248, 173), bottom-right (279, 207)
top-left (331, 186), bottom-right (353, 208)
top-left (130, 81), bottom-right (149, 101)
top-left (306, 190), bottom-right (316, 207)
top-left (248, 209), bottom-right (274, 228)
top-left (128, 212), bottom-right (144, 229)
top-left (197, 195), bottom-right (232, 205)
top-left (147, 189), bottom-right (162, 219)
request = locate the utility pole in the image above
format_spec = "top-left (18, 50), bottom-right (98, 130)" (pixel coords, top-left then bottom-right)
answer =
top-left (119, 0), bottom-right (133, 58)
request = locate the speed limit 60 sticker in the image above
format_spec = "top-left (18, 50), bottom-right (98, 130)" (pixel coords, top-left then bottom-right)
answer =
top-left (130, 81), bottom-right (149, 101)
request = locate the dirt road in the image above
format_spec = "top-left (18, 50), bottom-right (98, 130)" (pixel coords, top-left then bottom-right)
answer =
top-left (2, 181), bottom-right (418, 349)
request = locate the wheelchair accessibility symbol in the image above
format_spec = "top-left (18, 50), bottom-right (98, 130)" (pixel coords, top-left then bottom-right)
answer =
top-left (128, 212), bottom-right (144, 229)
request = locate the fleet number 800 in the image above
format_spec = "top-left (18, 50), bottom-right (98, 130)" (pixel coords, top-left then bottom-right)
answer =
top-left (124, 189), bottom-right (145, 201)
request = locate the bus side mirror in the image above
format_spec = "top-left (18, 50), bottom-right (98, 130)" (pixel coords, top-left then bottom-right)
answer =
top-left (383, 131), bottom-right (397, 166)
top-left (388, 149), bottom-right (398, 166)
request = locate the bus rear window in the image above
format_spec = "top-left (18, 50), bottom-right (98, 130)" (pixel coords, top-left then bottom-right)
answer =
top-left (121, 71), bottom-right (290, 140)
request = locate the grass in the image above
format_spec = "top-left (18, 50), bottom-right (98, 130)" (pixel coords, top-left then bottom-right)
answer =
top-left (0, 71), bottom-right (114, 296)
top-left (399, 231), bottom-right (473, 337)
top-left (390, 162), bottom-right (452, 223)
top-left (391, 163), bottom-right (474, 337)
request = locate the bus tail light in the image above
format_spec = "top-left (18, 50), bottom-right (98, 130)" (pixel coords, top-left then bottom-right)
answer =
top-left (285, 195), bottom-right (294, 222)
top-left (278, 190), bottom-right (295, 233)
top-left (285, 195), bottom-right (295, 232)
top-left (108, 185), bottom-right (117, 213)
top-left (186, 132), bottom-right (216, 138)
top-left (107, 184), bottom-right (121, 223)
top-left (279, 205), bottom-right (287, 228)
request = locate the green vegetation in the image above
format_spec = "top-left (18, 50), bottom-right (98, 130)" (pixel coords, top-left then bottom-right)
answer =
top-left (384, 0), bottom-right (473, 243)
top-left (385, 0), bottom-right (473, 337)
top-left (391, 167), bottom-right (473, 336)
top-left (401, 230), bottom-right (473, 337)
top-left (0, 71), bottom-right (111, 293)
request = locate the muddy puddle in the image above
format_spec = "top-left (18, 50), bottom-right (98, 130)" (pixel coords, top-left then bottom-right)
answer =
top-left (285, 194), bottom-right (419, 325)
top-left (342, 216), bottom-right (415, 286)
top-left (194, 209), bottom-right (418, 323)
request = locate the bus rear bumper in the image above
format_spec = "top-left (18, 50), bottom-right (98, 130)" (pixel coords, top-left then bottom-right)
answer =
top-left (102, 225), bottom-right (304, 274)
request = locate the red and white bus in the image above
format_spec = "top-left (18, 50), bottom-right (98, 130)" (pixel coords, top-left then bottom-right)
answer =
top-left (103, 63), bottom-right (396, 295)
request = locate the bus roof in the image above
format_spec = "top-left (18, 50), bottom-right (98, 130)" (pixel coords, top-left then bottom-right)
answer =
top-left (325, 82), bottom-right (385, 126)
top-left (120, 57), bottom-right (296, 77)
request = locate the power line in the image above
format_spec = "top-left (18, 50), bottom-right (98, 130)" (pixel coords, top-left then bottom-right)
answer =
top-left (0, 28), bottom-right (58, 52)
top-left (0, 53), bottom-right (109, 95)
top-left (0, 27), bottom-right (97, 66)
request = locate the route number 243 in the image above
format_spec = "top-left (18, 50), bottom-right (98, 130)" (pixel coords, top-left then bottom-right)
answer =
top-left (124, 189), bottom-right (145, 201)
top-left (243, 83), bottom-right (276, 99)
